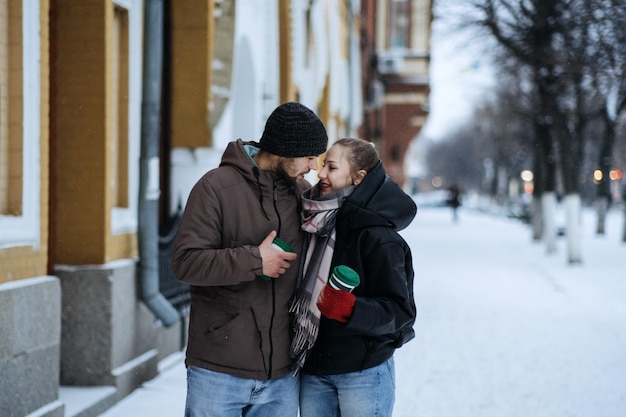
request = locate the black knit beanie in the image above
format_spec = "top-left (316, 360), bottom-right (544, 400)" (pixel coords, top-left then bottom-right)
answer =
top-left (259, 102), bottom-right (328, 157)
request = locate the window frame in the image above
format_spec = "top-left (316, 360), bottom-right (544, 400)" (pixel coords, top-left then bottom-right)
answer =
top-left (0, 0), bottom-right (41, 248)
top-left (110, 0), bottom-right (142, 235)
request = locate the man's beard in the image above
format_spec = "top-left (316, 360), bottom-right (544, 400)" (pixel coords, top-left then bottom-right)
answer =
top-left (274, 158), bottom-right (298, 184)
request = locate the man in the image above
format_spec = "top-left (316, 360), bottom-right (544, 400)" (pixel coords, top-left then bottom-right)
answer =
top-left (172, 102), bottom-right (328, 416)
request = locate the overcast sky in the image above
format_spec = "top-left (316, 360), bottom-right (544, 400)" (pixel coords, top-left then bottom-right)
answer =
top-left (420, 2), bottom-right (496, 141)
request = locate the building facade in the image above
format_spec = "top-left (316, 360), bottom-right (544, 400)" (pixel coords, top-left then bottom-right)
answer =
top-left (0, 1), bottom-right (429, 416)
top-left (360, 0), bottom-right (432, 187)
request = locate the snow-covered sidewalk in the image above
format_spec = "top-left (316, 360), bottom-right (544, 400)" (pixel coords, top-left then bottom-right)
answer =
top-left (100, 206), bottom-right (626, 417)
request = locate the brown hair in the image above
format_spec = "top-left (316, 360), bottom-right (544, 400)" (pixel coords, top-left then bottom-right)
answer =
top-left (333, 138), bottom-right (380, 174)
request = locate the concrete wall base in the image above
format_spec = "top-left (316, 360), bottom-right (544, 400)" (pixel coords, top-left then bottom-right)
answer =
top-left (0, 261), bottom-right (187, 417)
top-left (56, 260), bottom-right (159, 390)
top-left (0, 277), bottom-right (62, 417)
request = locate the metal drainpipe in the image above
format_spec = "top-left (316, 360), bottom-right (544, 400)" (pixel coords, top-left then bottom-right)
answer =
top-left (137, 0), bottom-right (179, 327)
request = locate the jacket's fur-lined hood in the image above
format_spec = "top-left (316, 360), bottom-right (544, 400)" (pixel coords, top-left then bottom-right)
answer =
top-left (340, 161), bottom-right (417, 231)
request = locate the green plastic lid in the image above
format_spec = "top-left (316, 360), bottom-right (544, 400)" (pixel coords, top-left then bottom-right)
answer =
top-left (272, 237), bottom-right (293, 252)
top-left (332, 265), bottom-right (360, 287)
top-left (260, 238), bottom-right (294, 281)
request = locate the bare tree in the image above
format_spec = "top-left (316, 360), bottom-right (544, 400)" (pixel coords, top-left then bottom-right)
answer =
top-left (466, 0), bottom-right (569, 258)
top-left (585, 1), bottom-right (626, 235)
top-left (425, 128), bottom-right (484, 192)
top-left (465, 0), bottom-right (626, 262)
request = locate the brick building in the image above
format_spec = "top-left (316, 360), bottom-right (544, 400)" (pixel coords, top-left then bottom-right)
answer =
top-left (360, 0), bottom-right (432, 187)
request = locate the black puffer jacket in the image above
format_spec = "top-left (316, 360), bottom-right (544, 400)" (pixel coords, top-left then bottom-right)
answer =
top-left (302, 161), bottom-right (417, 375)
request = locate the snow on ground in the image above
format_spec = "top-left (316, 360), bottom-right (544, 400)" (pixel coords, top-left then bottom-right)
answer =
top-left (395, 206), bottom-right (626, 417)
top-left (100, 205), bottom-right (626, 417)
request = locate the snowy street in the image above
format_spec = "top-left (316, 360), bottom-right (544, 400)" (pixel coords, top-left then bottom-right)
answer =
top-left (101, 205), bottom-right (626, 417)
top-left (395, 206), bottom-right (626, 417)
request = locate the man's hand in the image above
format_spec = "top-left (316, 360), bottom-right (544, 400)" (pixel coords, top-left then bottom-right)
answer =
top-left (258, 231), bottom-right (297, 279)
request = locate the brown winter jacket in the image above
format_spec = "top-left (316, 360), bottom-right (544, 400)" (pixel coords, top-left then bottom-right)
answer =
top-left (172, 139), bottom-right (309, 380)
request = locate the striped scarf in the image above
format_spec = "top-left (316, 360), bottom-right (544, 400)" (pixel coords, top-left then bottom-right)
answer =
top-left (289, 185), bottom-right (354, 374)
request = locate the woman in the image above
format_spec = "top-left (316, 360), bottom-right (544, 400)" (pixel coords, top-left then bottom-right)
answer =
top-left (290, 138), bottom-right (417, 417)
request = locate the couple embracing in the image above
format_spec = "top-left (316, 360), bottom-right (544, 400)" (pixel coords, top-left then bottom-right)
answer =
top-left (172, 102), bottom-right (417, 417)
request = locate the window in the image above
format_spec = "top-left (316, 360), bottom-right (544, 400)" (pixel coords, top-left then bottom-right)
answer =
top-left (110, 0), bottom-right (141, 235)
top-left (389, 0), bottom-right (410, 49)
top-left (0, 0), bottom-right (41, 248)
top-left (112, 5), bottom-right (129, 209)
top-left (0, 0), bottom-right (23, 217)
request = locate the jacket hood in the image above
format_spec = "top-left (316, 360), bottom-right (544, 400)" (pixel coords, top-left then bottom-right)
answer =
top-left (218, 139), bottom-right (309, 224)
top-left (219, 139), bottom-right (267, 184)
top-left (219, 139), bottom-right (305, 193)
top-left (339, 161), bottom-right (417, 231)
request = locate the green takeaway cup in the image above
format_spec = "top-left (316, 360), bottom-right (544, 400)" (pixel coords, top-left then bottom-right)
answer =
top-left (260, 237), bottom-right (293, 281)
top-left (328, 265), bottom-right (360, 292)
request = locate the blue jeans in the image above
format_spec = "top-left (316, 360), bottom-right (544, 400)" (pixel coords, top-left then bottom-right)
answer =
top-left (299, 357), bottom-right (395, 417)
top-left (185, 366), bottom-right (299, 417)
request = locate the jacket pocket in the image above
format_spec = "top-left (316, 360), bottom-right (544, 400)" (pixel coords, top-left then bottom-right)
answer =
top-left (189, 300), bottom-right (264, 372)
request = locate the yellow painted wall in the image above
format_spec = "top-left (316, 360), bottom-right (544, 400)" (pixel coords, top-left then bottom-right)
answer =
top-left (169, 0), bottom-right (213, 148)
top-left (279, 0), bottom-right (296, 103)
top-left (51, 0), bottom-right (136, 265)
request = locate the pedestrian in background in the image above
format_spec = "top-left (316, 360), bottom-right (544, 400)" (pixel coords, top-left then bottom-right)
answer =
top-left (172, 102), bottom-right (328, 417)
top-left (290, 137), bottom-right (417, 417)
top-left (446, 183), bottom-right (462, 222)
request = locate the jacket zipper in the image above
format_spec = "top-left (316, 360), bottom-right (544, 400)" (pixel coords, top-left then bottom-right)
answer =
top-left (267, 180), bottom-right (281, 379)
top-left (273, 181), bottom-right (282, 235)
top-left (268, 280), bottom-right (276, 379)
